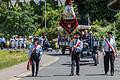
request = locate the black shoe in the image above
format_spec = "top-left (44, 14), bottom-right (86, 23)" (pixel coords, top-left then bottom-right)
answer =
top-left (111, 72), bottom-right (114, 76)
top-left (76, 73), bottom-right (80, 76)
top-left (69, 73), bottom-right (74, 76)
top-left (32, 74), bottom-right (34, 77)
top-left (105, 72), bottom-right (108, 75)
top-left (35, 74), bottom-right (38, 77)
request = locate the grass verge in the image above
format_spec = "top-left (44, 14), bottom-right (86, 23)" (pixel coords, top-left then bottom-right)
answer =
top-left (0, 50), bottom-right (28, 69)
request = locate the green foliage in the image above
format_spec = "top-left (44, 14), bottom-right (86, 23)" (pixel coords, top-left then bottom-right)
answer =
top-left (34, 2), bottom-right (64, 40)
top-left (84, 0), bottom-right (117, 22)
top-left (114, 12), bottom-right (120, 47)
top-left (0, 3), bottom-right (39, 37)
top-left (91, 12), bottom-right (120, 47)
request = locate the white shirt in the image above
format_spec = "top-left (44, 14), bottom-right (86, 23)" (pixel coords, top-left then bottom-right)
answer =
top-left (10, 38), bottom-right (15, 47)
top-left (102, 38), bottom-right (116, 52)
top-left (15, 38), bottom-right (19, 47)
top-left (71, 39), bottom-right (83, 53)
top-left (1, 37), bottom-right (6, 43)
top-left (19, 38), bottom-right (24, 44)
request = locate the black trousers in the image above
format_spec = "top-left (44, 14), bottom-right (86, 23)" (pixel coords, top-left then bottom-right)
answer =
top-left (31, 54), bottom-right (40, 76)
top-left (71, 52), bottom-right (80, 74)
top-left (104, 51), bottom-right (115, 73)
top-left (1, 42), bottom-right (5, 49)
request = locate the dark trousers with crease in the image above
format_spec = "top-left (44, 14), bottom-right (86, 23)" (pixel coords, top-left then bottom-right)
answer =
top-left (31, 54), bottom-right (40, 76)
top-left (104, 51), bottom-right (115, 73)
top-left (71, 52), bottom-right (80, 74)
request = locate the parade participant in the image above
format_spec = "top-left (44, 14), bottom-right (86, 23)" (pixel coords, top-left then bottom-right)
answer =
top-left (27, 38), bottom-right (43, 77)
top-left (23, 36), bottom-right (27, 49)
top-left (61, 35), bottom-right (70, 54)
top-left (93, 36), bottom-right (99, 66)
top-left (1, 36), bottom-right (6, 49)
top-left (6, 40), bottom-right (10, 50)
top-left (27, 36), bottom-right (33, 48)
top-left (88, 31), bottom-right (94, 51)
top-left (70, 32), bottom-right (83, 76)
top-left (39, 33), bottom-right (50, 51)
top-left (19, 36), bottom-right (24, 49)
top-left (15, 35), bottom-right (19, 49)
top-left (10, 36), bottom-right (15, 50)
top-left (102, 32), bottom-right (118, 76)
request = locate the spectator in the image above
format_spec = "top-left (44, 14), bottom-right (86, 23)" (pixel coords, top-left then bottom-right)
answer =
top-left (15, 35), bottom-right (19, 49)
top-left (1, 36), bottom-right (6, 49)
top-left (10, 36), bottom-right (15, 50)
top-left (39, 33), bottom-right (50, 51)
top-left (19, 36), bottom-right (24, 49)
top-left (23, 36), bottom-right (27, 49)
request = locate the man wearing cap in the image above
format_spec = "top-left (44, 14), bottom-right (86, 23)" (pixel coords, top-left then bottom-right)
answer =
top-left (102, 32), bottom-right (118, 76)
top-left (70, 32), bottom-right (83, 76)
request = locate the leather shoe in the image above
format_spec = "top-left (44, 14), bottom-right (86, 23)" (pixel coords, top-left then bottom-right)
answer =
top-left (111, 72), bottom-right (114, 76)
top-left (76, 73), bottom-right (80, 76)
top-left (69, 73), bottom-right (74, 76)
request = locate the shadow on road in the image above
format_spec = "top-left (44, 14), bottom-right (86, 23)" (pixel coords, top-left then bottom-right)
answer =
top-left (26, 75), bottom-right (51, 77)
top-left (85, 73), bottom-right (106, 76)
top-left (15, 75), bottom-right (51, 78)
top-left (48, 53), bottom-right (70, 57)
top-left (53, 74), bottom-right (70, 76)
top-left (61, 62), bottom-right (94, 67)
top-left (80, 63), bottom-right (94, 66)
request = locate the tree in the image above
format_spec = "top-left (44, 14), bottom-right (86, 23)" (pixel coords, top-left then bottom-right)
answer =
top-left (0, 3), bottom-right (40, 37)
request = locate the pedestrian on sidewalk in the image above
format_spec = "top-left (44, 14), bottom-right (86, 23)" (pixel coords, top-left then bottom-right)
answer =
top-left (28, 38), bottom-right (43, 77)
top-left (102, 32), bottom-right (118, 76)
top-left (70, 32), bottom-right (83, 76)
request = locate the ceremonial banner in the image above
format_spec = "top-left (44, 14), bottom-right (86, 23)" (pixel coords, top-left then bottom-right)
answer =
top-left (60, 0), bottom-right (78, 34)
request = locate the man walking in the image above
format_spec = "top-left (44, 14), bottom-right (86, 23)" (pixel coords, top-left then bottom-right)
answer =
top-left (102, 32), bottom-right (118, 76)
top-left (70, 32), bottom-right (83, 76)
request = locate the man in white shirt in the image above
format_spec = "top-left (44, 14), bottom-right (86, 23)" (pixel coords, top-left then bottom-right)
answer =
top-left (102, 32), bottom-right (117, 76)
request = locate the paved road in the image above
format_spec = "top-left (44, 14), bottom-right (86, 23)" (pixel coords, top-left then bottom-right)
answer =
top-left (21, 51), bottom-right (120, 80)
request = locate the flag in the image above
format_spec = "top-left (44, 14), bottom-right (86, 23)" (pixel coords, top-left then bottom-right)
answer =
top-left (60, 0), bottom-right (78, 34)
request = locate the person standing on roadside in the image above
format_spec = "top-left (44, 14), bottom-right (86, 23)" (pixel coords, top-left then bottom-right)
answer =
top-left (1, 36), bottom-right (6, 49)
top-left (102, 32), bottom-right (118, 76)
top-left (15, 35), bottom-right (19, 49)
top-left (10, 36), bottom-right (15, 50)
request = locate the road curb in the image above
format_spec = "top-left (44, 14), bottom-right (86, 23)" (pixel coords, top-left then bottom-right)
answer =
top-left (9, 56), bottom-right (59, 80)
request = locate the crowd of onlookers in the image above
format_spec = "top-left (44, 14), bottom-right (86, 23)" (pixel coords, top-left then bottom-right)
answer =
top-left (0, 35), bottom-right (27, 50)
top-left (0, 34), bottom-right (50, 51)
